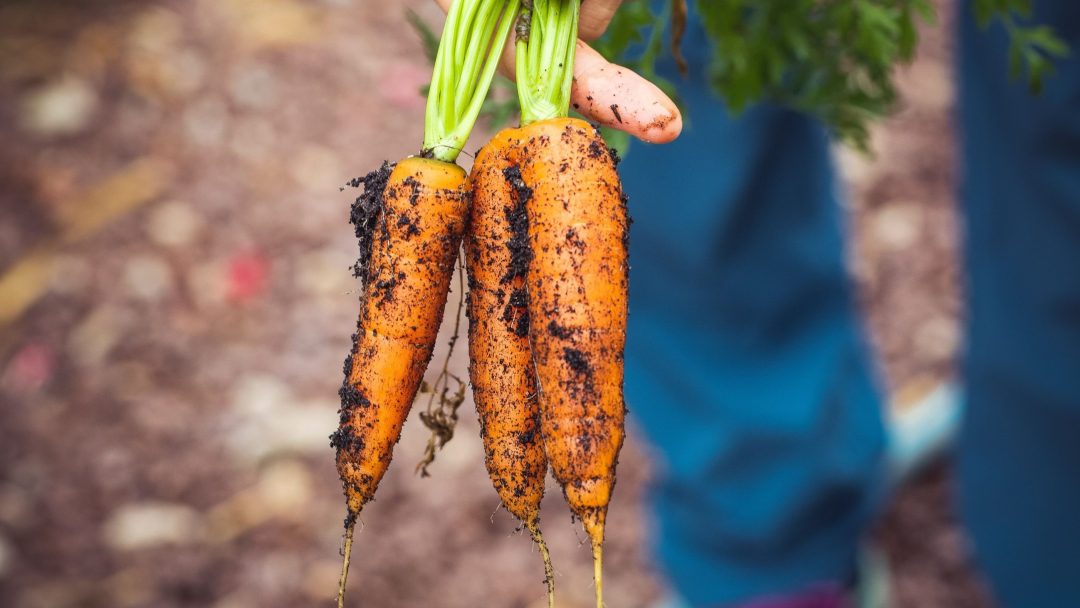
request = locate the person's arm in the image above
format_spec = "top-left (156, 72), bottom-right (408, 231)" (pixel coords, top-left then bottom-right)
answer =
top-left (432, 0), bottom-right (682, 143)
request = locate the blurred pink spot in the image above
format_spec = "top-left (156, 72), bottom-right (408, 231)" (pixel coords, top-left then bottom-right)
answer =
top-left (378, 61), bottom-right (429, 110)
top-left (226, 252), bottom-right (270, 304)
top-left (4, 342), bottom-right (56, 393)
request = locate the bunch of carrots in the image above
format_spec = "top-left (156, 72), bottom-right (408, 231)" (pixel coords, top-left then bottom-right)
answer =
top-left (332, 1), bottom-right (628, 606)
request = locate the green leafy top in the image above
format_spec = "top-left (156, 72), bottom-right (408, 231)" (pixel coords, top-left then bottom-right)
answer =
top-left (515, 0), bottom-right (582, 125)
top-left (422, 0), bottom-right (520, 162)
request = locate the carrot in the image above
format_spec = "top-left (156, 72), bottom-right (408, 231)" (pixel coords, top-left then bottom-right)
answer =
top-left (331, 1), bottom-right (519, 605)
top-left (334, 157), bottom-right (468, 512)
top-left (512, 2), bottom-right (628, 606)
top-left (465, 126), bottom-right (556, 606)
top-left (333, 156), bottom-right (468, 605)
top-left (520, 117), bottom-right (627, 608)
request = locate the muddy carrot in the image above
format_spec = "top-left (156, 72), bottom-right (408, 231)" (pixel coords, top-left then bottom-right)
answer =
top-left (331, 1), bottom-right (519, 606)
top-left (465, 126), bottom-right (556, 606)
top-left (512, 2), bottom-right (629, 606)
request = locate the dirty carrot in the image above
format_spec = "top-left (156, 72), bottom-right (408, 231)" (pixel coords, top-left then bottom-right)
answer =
top-left (465, 126), bottom-right (555, 606)
top-left (331, 1), bottom-right (518, 606)
top-left (514, 1), bottom-right (629, 606)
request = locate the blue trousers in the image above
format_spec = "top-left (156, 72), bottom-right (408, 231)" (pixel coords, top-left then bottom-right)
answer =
top-left (957, 2), bottom-right (1080, 607)
top-left (619, 2), bottom-right (1080, 606)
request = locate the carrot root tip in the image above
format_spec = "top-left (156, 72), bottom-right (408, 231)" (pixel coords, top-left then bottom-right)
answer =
top-left (337, 521), bottom-right (356, 608)
top-left (527, 520), bottom-right (556, 608)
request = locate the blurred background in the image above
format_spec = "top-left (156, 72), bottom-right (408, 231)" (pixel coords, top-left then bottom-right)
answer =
top-left (0, 0), bottom-right (986, 606)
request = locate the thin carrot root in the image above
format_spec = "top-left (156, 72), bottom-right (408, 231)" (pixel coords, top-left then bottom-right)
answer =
top-left (527, 519), bottom-right (556, 608)
top-left (337, 522), bottom-right (356, 608)
top-left (415, 262), bottom-right (469, 477)
top-left (592, 541), bottom-right (604, 608)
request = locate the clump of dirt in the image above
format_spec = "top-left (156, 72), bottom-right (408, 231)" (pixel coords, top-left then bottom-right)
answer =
top-left (587, 140), bottom-right (607, 160)
top-left (608, 144), bottom-right (622, 166)
top-left (346, 161), bottom-right (394, 278)
top-left (501, 165), bottom-right (533, 284)
top-left (547, 320), bottom-right (573, 339)
top-left (562, 347), bottom-right (590, 375)
top-left (500, 287), bottom-right (531, 338)
top-left (332, 337), bottom-right (373, 454)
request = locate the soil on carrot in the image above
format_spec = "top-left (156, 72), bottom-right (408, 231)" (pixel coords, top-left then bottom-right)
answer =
top-left (347, 161), bottom-right (394, 279)
top-left (501, 165), bottom-right (533, 284)
top-left (562, 347), bottom-right (591, 376)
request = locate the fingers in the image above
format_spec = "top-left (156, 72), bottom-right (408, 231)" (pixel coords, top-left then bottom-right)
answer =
top-left (579, 0), bottom-right (622, 41)
top-left (499, 39), bottom-right (681, 144)
top-left (570, 41), bottom-right (682, 143)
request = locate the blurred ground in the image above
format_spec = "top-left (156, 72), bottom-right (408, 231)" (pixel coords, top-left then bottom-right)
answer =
top-left (0, 0), bottom-right (989, 606)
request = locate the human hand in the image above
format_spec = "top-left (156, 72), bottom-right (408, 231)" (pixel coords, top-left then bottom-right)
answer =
top-left (431, 0), bottom-right (682, 143)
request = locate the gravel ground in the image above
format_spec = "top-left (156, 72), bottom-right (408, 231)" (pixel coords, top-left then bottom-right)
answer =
top-left (0, 1), bottom-right (991, 606)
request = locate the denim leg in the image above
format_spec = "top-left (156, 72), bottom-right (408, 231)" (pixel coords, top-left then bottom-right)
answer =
top-left (957, 3), bottom-right (1080, 607)
top-left (618, 9), bottom-right (886, 604)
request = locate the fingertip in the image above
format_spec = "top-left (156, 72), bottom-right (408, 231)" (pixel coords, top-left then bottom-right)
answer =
top-left (571, 42), bottom-right (683, 145)
top-left (637, 105), bottom-right (683, 144)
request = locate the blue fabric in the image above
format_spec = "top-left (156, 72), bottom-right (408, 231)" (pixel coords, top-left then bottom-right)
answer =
top-left (956, 2), bottom-right (1080, 607)
top-left (617, 6), bottom-right (886, 606)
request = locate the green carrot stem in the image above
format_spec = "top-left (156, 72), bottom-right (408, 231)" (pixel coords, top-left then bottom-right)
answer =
top-left (516, 0), bottom-right (580, 126)
top-left (423, 0), bottom-right (521, 163)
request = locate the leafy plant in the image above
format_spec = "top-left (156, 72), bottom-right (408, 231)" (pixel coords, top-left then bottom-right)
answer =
top-left (409, 1), bottom-right (1068, 152)
top-left (601, 0), bottom-right (1067, 150)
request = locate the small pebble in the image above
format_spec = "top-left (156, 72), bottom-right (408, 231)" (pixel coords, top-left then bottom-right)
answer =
top-left (124, 254), bottom-right (173, 302)
top-left (228, 63), bottom-right (278, 110)
top-left (874, 202), bottom-right (922, 251)
top-left (103, 502), bottom-right (201, 550)
top-left (183, 96), bottom-right (229, 147)
top-left (146, 200), bottom-right (203, 248)
top-left (226, 374), bottom-right (336, 462)
top-left (256, 460), bottom-right (312, 515)
top-left (19, 76), bottom-right (98, 137)
top-left (293, 248), bottom-right (351, 297)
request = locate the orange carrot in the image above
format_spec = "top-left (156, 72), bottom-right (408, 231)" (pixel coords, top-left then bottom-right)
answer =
top-left (512, 2), bottom-right (628, 605)
top-left (332, 157), bottom-right (468, 605)
top-left (331, 1), bottom-right (519, 605)
top-left (519, 117), bottom-right (628, 608)
top-left (465, 127), bottom-right (555, 605)
top-left (333, 157), bottom-right (468, 517)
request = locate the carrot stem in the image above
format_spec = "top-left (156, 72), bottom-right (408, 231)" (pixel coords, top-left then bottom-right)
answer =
top-left (424, 0), bottom-right (521, 162)
top-left (516, 0), bottom-right (580, 125)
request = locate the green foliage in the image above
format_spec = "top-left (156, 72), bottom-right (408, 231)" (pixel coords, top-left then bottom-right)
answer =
top-left (704, 0), bottom-right (934, 150)
top-left (599, 0), bottom-right (1068, 151)
top-left (409, 1), bottom-right (1068, 152)
top-left (972, 0), bottom-right (1069, 92)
